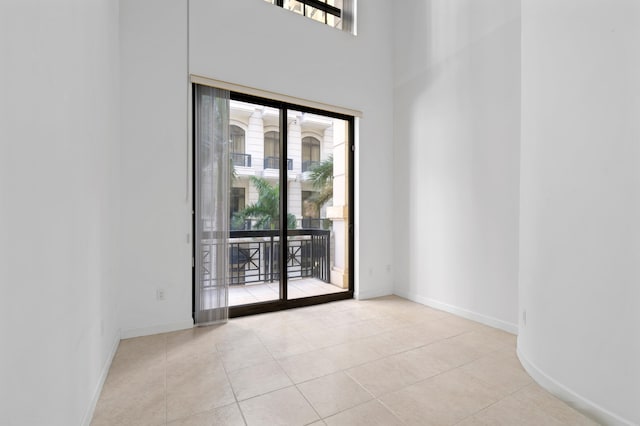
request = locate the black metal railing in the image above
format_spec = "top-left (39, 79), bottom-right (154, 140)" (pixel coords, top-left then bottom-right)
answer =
top-left (264, 156), bottom-right (293, 170)
top-left (231, 152), bottom-right (251, 167)
top-left (200, 229), bottom-right (330, 287)
top-left (302, 160), bottom-right (320, 173)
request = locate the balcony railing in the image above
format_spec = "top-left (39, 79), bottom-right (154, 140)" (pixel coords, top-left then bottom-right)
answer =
top-left (231, 152), bottom-right (251, 167)
top-left (200, 229), bottom-right (330, 287)
top-left (302, 160), bottom-right (320, 173)
top-left (264, 156), bottom-right (293, 170)
top-left (300, 218), bottom-right (331, 230)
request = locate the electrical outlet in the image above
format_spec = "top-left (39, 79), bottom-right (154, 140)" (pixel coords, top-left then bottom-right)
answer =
top-left (156, 288), bottom-right (166, 301)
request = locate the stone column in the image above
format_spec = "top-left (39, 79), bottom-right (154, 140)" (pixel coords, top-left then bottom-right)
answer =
top-left (326, 119), bottom-right (349, 288)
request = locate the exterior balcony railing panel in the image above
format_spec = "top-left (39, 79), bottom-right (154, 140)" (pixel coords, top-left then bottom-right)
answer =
top-left (302, 160), bottom-right (320, 173)
top-left (200, 229), bottom-right (330, 288)
top-left (231, 152), bottom-right (252, 167)
top-left (264, 156), bottom-right (293, 170)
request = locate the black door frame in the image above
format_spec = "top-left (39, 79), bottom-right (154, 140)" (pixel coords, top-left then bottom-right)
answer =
top-left (192, 85), bottom-right (355, 319)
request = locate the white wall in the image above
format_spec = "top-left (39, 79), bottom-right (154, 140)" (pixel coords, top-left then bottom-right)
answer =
top-left (392, 0), bottom-right (521, 331)
top-left (190, 0), bottom-right (395, 299)
top-left (118, 0), bottom-right (396, 334)
top-left (119, 0), bottom-right (192, 337)
top-left (0, 1), bottom-right (121, 425)
top-left (519, 1), bottom-right (640, 424)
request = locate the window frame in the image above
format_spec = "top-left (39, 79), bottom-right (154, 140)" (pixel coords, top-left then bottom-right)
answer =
top-left (276, 0), bottom-right (341, 19)
top-left (226, 90), bottom-right (355, 318)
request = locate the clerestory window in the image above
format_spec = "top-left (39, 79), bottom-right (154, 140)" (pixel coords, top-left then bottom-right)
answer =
top-left (264, 0), bottom-right (355, 33)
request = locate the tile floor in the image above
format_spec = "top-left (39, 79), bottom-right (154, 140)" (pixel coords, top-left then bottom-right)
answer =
top-left (91, 296), bottom-right (599, 426)
top-left (229, 278), bottom-right (347, 306)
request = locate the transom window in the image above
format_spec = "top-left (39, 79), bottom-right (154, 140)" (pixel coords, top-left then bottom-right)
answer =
top-left (264, 0), bottom-right (355, 33)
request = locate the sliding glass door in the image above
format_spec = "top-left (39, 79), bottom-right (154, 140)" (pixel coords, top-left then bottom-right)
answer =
top-left (286, 109), bottom-right (351, 301)
top-left (193, 84), bottom-right (354, 319)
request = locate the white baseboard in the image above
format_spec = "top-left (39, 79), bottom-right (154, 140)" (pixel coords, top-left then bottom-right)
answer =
top-left (517, 348), bottom-right (635, 426)
top-left (120, 319), bottom-right (194, 339)
top-left (355, 287), bottom-right (393, 300)
top-left (394, 290), bottom-right (519, 335)
top-left (81, 330), bottom-right (121, 426)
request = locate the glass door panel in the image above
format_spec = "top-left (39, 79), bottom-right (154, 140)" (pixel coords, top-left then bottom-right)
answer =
top-left (227, 99), bottom-right (281, 306)
top-left (286, 110), bottom-right (350, 299)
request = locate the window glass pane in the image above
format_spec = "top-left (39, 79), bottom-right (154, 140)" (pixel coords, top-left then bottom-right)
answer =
top-left (228, 100), bottom-right (281, 306)
top-left (305, 6), bottom-right (326, 24)
top-left (230, 125), bottom-right (245, 154)
top-left (264, 131), bottom-right (280, 166)
top-left (284, 0), bottom-right (304, 15)
top-left (302, 136), bottom-right (321, 171)
top-left (287, 109), bottom-right (349, 300)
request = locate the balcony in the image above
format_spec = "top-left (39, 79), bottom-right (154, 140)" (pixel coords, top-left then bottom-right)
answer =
top-left (264, 156), bottom-right (293, 170)
top-left (302, 160), bottom-right (320, 173)
top-left (231, 152), bottom-right (251, 167)
top-left (200, 229), bottom-right (331, 286)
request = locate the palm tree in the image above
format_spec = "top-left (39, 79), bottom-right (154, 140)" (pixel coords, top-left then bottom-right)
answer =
top-left (308, 155), bottom-right (333, 209)
top-left (233, 176), bottom-right (296, 229)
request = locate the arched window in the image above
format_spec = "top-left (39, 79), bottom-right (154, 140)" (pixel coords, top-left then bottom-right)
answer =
top-left (302, 136), bottom-right (321, 172)
top-left (230, 125), bottom-right (249, 167)
top-left (230, 125), bottom-right (245, 153)
top-left (264, 131), bottom-right (280, 169)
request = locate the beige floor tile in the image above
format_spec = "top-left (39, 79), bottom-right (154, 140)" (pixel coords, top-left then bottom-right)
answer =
top-left (215, 331), bottom-right (263, 353)
top-left (512, 383), bottom-right (600, 425)
top-left (459, 354), bottom-right (533, 396)
top-left (114, 333), bottom-right (167, 360)
top-left (319, 340), bottom-right (385, 370)
top-left (437, 316), bottom-right (487, 334)
top-left (301, 324), bottom-right (354, 349)
top-left (324, 400), bottom-right (403, 426)
top-left (91, 296), bottom-right (599, 426)
top-left (379, 368), bottom-right (502, 425)
top-left (259, 332), bottom-right (316, 359)
top-left (228, 360), bottom-right (293, 401)
top-left (354, 333), bottom-right (408, 358)
top-left (100, 356), bottom-right (165, 401)
top-left (459, 396), bottom-right (566, 426)
top-left (166, 352), bottom-right (225, 388)
top-left (166, 327), bottom-right (216, 361)
top-left (167, 402), bottom-right (246, 426)
top-left (347, 346), bottom-right (449, 396)
top-left (447, 329), bottom-right (513, 355)
top-left (91, 385), bottom-right (165, 426)
top-left (219, 342), bottom-right (274, 372)
top-left (415, 337), bottom-right (486, 369)
top-left (278, 348), bottom-right (343, 384)
top-left (166, 371), bottom-right (236, 422)
top-left (239, 386), bottom-right (319, 426)
top-left (297, 371), bottom-right (373, 418)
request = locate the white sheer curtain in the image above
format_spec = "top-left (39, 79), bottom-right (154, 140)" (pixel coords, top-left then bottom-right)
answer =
top-left (342, 0), bottom-right (356, 34)
top-left (194, 84), bottom-right (230, 325)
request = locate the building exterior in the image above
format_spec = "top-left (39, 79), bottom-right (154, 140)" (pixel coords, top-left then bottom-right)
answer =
top-left (228, 100), bottom-right (350, 288)
top-left (229, 101), bottom-right (335, 226)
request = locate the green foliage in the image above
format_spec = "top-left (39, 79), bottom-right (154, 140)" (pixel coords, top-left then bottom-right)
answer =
top-left (308, 155), bottom-right (333, 209)
top-left (235, 176), bottom-right (296, 230)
